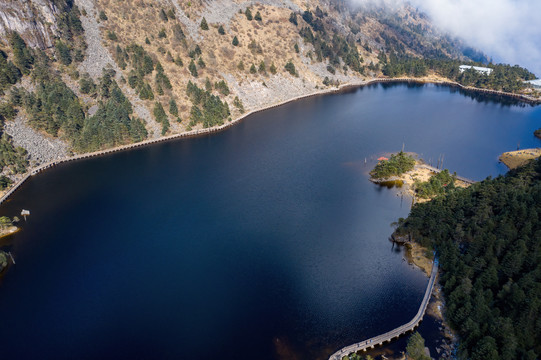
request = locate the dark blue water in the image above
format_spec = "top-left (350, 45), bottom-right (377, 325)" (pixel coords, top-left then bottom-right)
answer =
top-left (0, 83), bottom-right (539, 360)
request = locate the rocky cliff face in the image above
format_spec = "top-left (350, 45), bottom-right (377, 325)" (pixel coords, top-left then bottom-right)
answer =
top-left (0, 0), bottom-right (59, 49)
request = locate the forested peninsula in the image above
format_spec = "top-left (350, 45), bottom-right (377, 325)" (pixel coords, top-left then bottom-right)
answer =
top-left (393, 159), bottom-right (541, 360)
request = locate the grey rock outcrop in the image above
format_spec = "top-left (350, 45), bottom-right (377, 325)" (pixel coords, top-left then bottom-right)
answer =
top-left (5, 114), bottom-right (69, 166)
top-left (0, 0), bottom-right (59, 49)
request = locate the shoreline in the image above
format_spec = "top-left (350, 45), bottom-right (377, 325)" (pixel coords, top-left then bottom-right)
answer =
top-left (499, 148), bottom-right (541, 169)
top-left (0, 226), bottom-right (20, 240)
top-left (0, 77), bottom-right (538, 206)
top-left (370, 157), bottom-right (474, 204)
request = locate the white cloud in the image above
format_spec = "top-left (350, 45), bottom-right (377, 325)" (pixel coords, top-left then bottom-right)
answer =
top-left (350, 0), bottom-right (541, 77)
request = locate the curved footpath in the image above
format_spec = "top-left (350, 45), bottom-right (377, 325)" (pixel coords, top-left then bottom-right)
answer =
top-left (0, 77), bottom-right (538, 206)
top-left (329, 259), bottom-right (439, 360)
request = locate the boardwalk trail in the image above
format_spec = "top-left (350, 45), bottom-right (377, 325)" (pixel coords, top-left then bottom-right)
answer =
top-left (0, 76), bottom-right (530, 206)
top-left (329, 259), bottom-right (439, 360)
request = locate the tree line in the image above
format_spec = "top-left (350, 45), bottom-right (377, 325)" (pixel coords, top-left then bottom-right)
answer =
top-left (186, 81), bottom-right (230, 128)
top-left (394, 159), bottom-right (541, 359)
top-left (379, 51), bottom-right (536, 93)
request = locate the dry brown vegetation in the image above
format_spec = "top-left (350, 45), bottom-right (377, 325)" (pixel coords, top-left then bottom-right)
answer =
top-left (96, 0), bottom-right (323, 133)
top-left (500, 148), bottom-right (541, 169)
top-left (91, 0), bottom-right (463, 136)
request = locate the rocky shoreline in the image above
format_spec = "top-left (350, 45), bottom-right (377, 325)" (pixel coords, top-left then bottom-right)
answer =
top-left (1, 77), bottom-right (537, 206)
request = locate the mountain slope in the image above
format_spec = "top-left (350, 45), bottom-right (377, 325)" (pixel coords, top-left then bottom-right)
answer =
top-left (0, 0), bottom-right (536, 185)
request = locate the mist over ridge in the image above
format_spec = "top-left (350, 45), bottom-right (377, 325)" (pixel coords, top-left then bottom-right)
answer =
top-left (348, 0), bottom-right (541, 77)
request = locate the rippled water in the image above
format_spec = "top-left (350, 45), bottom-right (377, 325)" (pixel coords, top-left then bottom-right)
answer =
top-left (0, 83), bottom-right (539, 359)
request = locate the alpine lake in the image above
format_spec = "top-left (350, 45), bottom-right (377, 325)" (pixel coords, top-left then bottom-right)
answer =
top-left (0, 82), bottom-right (540, 359)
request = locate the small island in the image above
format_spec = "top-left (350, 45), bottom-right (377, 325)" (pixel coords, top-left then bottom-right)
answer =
top-left (0, 216), bottom-right (19, 273)
top-left (370, 151), bottom-right (416, 179)
top-left (370, 151), bottom-right (471, 203)
top-left (0, 216), bottom-right (19, 239)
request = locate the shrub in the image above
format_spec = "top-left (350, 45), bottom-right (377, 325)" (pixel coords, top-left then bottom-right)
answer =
top-left (0, 176), bottom-right (12, 190)
top-left (55, 40), bottom-right (72, 66)
top-left (174, 56), bottom-right (183, 67)
top-left (159, 9), bottom-right (168, 22)
top-left (107, 31), bottom-right (118, 41)
top-left (284, 60), bottom-right (297, 76)
top-left (79, 75), bottom-right (96, 94)
top-left (172, 24), bottom-right (185, 42)
top-left (233, 96), bottom-right (244, 113)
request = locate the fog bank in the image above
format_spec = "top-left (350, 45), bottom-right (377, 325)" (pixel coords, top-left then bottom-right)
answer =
top-left (350, 0), bottom-right (541, 77)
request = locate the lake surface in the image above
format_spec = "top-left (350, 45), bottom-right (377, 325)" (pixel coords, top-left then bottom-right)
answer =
top-left (0, 83), bottom-right (539, 360)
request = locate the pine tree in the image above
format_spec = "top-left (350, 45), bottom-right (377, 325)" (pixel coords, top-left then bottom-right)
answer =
top-left (406, 332), bottom-right (431, 360)
top-left (200, 17), bottom-right (209, 30)
top-left (189, 60), bottom-right (198, 77)
top-left (153, 102), bottom-right (167, 124)
top-left (197, 57), bottom-right (206, 68)
top-left (169, 99), bottom-right (178, 116)
top-left (232, 36), bottom-right (239, 46)
top-left (258, 61), bottom-right (266, 73)
top-left (289, 12), bottom-right (298, 25)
